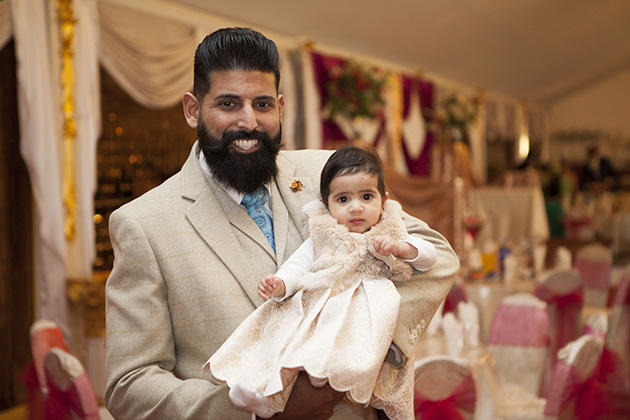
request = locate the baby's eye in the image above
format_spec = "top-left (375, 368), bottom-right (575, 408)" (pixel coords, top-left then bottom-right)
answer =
top-left (362, 193), bottom-right (373, 201)
top-left (337, 196), bottom-right (348, 204)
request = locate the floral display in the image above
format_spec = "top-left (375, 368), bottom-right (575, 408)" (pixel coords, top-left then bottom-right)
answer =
top-left (324, 60), bottom-right (387, 121)
top-left (435, 93), bottom-right (479, 140)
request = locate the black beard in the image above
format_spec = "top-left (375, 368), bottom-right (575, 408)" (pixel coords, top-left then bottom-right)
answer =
top-left (198, 121), bottom-right (283, 194)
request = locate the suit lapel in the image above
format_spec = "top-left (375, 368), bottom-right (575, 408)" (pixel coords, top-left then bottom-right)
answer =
top-left (181, 144), bottom-right (265, 307)
top-left (274, 153), bottom-right (318, 244)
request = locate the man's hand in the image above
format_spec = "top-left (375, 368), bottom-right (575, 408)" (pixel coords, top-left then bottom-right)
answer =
top-left (275, 372), bottom-right (344, 420)
top-left (258, 275), bottom-right (286, 300)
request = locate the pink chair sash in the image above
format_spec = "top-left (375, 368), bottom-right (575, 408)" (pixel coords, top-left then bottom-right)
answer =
top-left (488, 304), bottom-right (549, 347)
top-left (31, 325), bottom-right (69, 393)
top-left (544, 360), bottom-right (611, 419)
top-left (413, 371), bottom-right (476, 420)
top-left (535, 283), bottom-right (583, 351)
top-left (613, 275), bottom-right (630, 306)
top-left (46, 371), bottom-right (101, 420)
top-left (574, 259), bottom-right (611, 290)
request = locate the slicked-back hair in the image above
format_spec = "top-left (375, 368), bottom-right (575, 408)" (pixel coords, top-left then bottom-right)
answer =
top-left (193, 27), bottom-right (280, 101)
top-left (320, 145), bottom-right (386, 206)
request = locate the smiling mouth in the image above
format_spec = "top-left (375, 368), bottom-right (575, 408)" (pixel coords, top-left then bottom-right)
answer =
top-left (232, 139), bottom-right (260, 152)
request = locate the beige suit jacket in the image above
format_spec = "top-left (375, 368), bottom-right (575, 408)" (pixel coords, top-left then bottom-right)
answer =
top-left (105, 142), bottom-right (459, 419)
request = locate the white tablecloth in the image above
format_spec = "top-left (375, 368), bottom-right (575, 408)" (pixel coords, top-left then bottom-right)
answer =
top-left (470, 186), bottom-right (549, 247)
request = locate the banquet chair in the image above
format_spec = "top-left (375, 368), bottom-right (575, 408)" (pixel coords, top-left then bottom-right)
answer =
top-left (543, 334), bottom-right (606, 420)
top-left (413, 355), bottom-right (476, 419)
top-left (605, 267), bottom-right (630, 403)
top-left (574, 243), bottom-right (613, 307)
top-left (30, 319), bottom-right (70, 397)
top-left (44, 347), bottom-right (114, 420)
top-left (534, 267), bottom-right (583, 397)
top-left (487, 293), bottom-right (549, 398)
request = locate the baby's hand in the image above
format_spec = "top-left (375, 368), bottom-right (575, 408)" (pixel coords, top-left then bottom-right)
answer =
top-left (372, 235), bottom-right (418, 260)
top-left (258, 275), bottom-right (286, 300)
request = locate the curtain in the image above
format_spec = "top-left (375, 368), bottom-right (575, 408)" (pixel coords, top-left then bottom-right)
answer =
top-left (67, 0), bottom-right (100, 279)
top-left (10, 0), bottom-right (69, 335)
top-left (98, 1), bottom-right (199, 109)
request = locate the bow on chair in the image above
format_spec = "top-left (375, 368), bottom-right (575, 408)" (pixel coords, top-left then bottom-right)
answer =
top-left (544, 360), bottom-right (612, 420)
top-left (413, 371), bottom-right (476, 420)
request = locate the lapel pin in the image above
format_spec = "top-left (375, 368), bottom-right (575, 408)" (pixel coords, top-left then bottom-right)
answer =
top-left (289, 179), bottom-right (304, 192)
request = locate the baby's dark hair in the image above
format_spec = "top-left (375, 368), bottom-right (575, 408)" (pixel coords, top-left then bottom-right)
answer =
top-left (320, 145), bottom-right (386, 205)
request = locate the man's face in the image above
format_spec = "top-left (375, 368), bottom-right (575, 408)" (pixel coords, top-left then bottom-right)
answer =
top-left (197, 70), bottom-right (284, 193)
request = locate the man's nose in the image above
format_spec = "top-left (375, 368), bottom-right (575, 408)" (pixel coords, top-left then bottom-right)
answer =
top-left (237, 105), bottom-right (258, 131)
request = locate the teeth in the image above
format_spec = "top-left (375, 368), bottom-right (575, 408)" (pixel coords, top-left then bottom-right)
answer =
top-left (233, 139), bottom-right (259, 150)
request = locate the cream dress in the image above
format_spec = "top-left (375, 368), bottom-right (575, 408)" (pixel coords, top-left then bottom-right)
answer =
top-left (205, 200), bottom-right (417, 420)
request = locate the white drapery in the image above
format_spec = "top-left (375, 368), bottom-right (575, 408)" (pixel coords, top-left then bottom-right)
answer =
top-left (10, 0), bottom-right (69, 335)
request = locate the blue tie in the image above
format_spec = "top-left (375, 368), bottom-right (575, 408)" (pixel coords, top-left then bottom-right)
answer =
top-left (241, 187), bottom-right (275, 252)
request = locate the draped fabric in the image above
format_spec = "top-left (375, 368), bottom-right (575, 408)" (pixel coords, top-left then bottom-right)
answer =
top-left (10, 0), bottom-right (69, 337)
top-left (309, 51), bottom-right (348, 146)
top-left (401, 75), bottom-right (434, 176)
top-left (97, 1), bottom-right (199, 109)
top-left (68, 0), bottom-right (100, 282)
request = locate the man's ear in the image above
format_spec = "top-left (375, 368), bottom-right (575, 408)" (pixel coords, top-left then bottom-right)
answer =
top-left (182, 92), bottom-right (200, 129)
top-left (278, 94), bottom-right (285, 122)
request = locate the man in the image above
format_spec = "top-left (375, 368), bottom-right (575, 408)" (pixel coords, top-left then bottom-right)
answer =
top-left (105, 27), bottom-right (459, 419)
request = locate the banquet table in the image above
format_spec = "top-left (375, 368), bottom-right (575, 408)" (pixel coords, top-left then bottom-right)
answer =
top-left (469, 186), bottom-right (549, 248)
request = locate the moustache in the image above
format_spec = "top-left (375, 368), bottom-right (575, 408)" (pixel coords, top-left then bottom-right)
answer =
top-left (206, 129), bottom-right (278, 152)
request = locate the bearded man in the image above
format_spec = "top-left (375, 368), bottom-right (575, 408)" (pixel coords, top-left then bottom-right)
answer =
top-left (105, 27), bottom-right (459, 420)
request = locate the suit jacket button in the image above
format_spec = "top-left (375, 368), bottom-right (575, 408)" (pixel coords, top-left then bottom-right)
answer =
top-left (409, 328), bottom-right (419, 344)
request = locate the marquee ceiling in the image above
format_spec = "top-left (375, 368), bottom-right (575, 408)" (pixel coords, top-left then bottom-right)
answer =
top-left (167, 0), bottom-right (630, 105)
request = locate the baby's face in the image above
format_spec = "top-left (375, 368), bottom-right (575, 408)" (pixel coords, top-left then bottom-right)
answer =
top-left (327, 172), bottom-right (385, 233)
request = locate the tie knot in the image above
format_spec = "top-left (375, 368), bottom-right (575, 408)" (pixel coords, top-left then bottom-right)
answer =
top-left (241, 187), bottom-right (266, 207)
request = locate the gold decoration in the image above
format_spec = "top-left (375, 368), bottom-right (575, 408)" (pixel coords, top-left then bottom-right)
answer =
top-left (58, 0), bottom-right (76, 241)
top-left (289, 179), bottom-right (305, 192)
top-left (67, 271), bottom-right (109, 338)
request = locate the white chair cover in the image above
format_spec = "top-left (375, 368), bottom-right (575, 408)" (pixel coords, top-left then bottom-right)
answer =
top-left (543, 334), bottom-right (605, 420)
top-left (488, 293), bottom-right (548, 397)
top-left (414, 355), bottom-right (476, 419)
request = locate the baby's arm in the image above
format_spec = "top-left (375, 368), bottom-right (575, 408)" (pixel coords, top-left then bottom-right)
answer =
top-left (372, 234), bottom-right (437, 272)
top-left (258, 275), bottom-right (286, 300)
